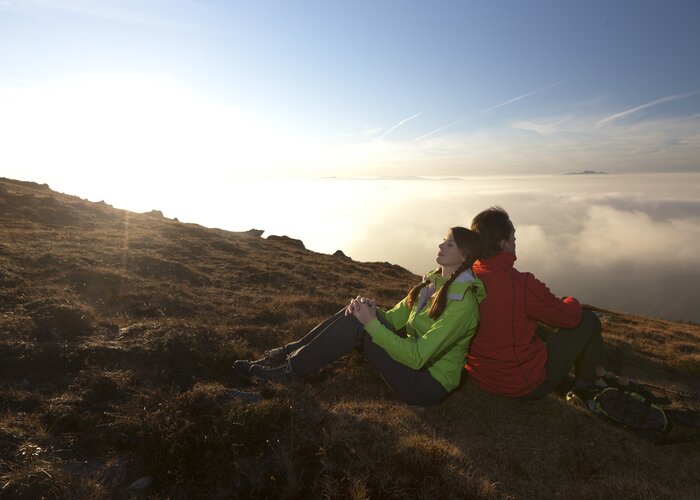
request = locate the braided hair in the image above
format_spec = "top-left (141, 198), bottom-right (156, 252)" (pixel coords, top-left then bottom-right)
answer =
top-left (405, 227), bottom-right (482, 319)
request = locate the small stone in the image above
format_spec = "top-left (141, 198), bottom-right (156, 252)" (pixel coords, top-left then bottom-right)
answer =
top-left (128, 476), bottom-right (153, 490)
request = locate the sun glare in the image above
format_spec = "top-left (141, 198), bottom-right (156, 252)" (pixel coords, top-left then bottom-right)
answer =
top-left (1, 74), bottom-right (345, 214)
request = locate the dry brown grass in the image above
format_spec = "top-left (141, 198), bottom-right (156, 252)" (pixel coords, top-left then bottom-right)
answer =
top-left (1, 176), bottom-right (699, 498)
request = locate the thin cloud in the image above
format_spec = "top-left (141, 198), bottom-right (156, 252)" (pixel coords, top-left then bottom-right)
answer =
top-left (0, 74), bottom-right (34, 85)
top-left (509, 115), bottom-right (573, 135)
top-left (373, 110), bottom-right (423, 142)
top-left (362, 126), bottom-right (384, 137)
top-left (0, 0), bottom-right (183, 27)
top-left (596, 90), bottom-right (700, 127)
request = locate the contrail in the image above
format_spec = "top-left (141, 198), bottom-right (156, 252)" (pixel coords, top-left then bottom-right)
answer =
top-left (411, 116), bottom-right (468, 143)
top-left (479, 81), bottom-right (560, 114)
top-left (596, 90), bottom-right (700, 127)
top-left (412, 82), bottom-right (561, 143)
top-left (478, 90), bottom-right (535, 114)
top-left (374, 110), bottom-right (423, 142)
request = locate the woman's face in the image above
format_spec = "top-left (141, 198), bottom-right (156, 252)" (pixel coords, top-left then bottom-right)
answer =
top-left (436, 231), bottom-right (466, 268)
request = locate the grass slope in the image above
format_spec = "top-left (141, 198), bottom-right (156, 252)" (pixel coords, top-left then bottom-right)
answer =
top-left (1, 177), bottom-right (699, 499)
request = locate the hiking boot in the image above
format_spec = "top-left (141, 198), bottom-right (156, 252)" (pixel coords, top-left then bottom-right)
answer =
top-left (566, 389), bottom-right (598, 413)
top-left (260, 346), bottom-right (288, 366)
top-left (232, 347), bottom-right (289, 379)
top-left (572, 377), bottom-right (607, 392)
top-left (571, 378), bottom-right (608, 391)
top-left (232, 360), bottom-right (256, 379)
top-left (567, 379), bottom-right (607, 413)
top-left (249, 359), bottom-right (295, 382)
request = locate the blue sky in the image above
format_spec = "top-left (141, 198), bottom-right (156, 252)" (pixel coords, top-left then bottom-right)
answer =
top-left (1, 0), bottom-right (699, 189)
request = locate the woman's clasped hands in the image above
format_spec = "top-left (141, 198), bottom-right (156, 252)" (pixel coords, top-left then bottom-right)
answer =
top-left (345, 295), bottom-right (377, 325)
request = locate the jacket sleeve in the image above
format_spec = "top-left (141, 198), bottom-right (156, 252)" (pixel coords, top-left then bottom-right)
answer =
top-left (522, 272), bottom-right (582, 328)
top-left (363, 297), bottom-right (478, 370)
top-left (380, 296), bottom-right (411, 330)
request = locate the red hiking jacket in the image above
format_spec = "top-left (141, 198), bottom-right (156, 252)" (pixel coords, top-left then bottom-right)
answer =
top-left (466, 252), bottom-right (582, 397)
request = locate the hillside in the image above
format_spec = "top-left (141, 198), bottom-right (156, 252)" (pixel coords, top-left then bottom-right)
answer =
top-left (1, 177), bottom-right (699, 499)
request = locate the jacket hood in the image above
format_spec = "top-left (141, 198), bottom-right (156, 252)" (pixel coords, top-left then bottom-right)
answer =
top-left (424, 268), bottom-right (486, 304)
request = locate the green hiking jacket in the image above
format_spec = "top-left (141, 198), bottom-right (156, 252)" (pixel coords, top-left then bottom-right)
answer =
top-left (363, 268), bottom-right (486, 392)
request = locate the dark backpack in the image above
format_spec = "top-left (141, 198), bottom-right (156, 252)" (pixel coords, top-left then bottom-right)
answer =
top-left (593, 386), bottom-right (668, 431)
top-left (567, 379), bottom-right (700, 436)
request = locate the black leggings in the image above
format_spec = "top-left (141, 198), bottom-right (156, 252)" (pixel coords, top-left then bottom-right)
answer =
top-left (284, 309), bottom-right (448, 406)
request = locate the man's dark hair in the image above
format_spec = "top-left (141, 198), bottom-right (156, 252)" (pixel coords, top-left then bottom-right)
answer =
top-left (470, 206), bottom-right (513, 259)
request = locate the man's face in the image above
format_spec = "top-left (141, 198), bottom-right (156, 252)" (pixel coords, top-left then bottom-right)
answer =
top-left (500, 228), bottom-right (516, 255)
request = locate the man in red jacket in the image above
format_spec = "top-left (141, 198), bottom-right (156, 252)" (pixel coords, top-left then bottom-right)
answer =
top-left (466, 206), bottom-right (606, 399)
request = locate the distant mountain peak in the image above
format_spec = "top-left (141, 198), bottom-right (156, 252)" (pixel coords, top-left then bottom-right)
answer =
top-left (564, 170), bottom-right (608, 175)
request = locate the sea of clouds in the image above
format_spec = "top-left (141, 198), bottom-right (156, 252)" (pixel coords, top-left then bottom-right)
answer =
top-left (328, 173), bottom-right (700, 323)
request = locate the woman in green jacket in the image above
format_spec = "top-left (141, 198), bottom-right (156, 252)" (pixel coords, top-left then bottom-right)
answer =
top-left (234, 227), bottom-right (486, 406)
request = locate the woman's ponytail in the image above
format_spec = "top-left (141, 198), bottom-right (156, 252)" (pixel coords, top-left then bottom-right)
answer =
top-left (427, 260), bottom-right (471, 319)
top-left (405, 280), bottom-right (431, 310)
